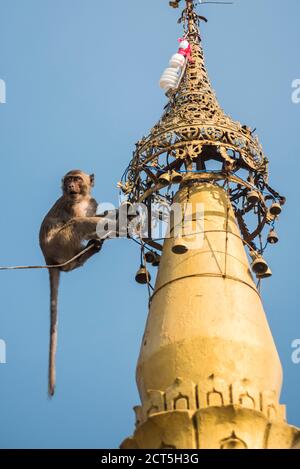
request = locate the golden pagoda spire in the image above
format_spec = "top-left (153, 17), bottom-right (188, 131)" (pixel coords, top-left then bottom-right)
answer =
top-left (160, 1), bottom-right (225, 131)
top-left (120, 0), bottom-right (300, 449)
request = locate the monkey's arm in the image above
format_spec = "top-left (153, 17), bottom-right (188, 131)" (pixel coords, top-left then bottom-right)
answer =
top-left (87, 198), bottom-right (98, 216)
top-left (59, 216), bottom-right (117, 241)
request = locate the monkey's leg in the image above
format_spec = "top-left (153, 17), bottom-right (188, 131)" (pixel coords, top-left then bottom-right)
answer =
top-left (55, 218), bottom-right (112, 271)
top-left (75, 240), bottom-right (104, 267)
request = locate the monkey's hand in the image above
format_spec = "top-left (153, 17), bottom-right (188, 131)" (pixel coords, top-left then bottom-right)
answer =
top-left (87, 239), bottom-right (104, 252)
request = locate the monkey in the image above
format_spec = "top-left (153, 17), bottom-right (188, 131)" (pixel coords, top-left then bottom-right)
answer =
top-left (39, 170), bottom-right (110, 397)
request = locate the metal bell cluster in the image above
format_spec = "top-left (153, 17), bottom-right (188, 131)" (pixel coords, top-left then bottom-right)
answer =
top-left (135, 251), bottom-right (162, 285)
top-left (158, 170), bottom-right (183, 187)
top-left (245, 183), bottom-right (283, 270)
top-left (145, 251), bottom-right (161, 267)
top-left (249, 251), bottom-right (272, 280)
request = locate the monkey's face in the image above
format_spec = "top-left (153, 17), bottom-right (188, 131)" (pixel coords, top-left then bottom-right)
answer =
top-left (63, 172), bottom-right (94, 200)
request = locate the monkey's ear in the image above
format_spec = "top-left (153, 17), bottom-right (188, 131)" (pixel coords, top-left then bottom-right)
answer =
top-left (90, 174), bottom-right (95, 187)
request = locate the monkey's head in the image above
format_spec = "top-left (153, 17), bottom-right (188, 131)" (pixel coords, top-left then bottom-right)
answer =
top-left (62, 170), bottom-right (95, 200)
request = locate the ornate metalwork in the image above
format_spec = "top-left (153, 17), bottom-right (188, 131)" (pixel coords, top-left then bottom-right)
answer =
top-left (120, 0), bottom-right (285, 258)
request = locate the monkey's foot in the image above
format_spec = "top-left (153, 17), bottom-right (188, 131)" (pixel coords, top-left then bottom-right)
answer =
top-left (87, 239), bottom-right (104, 252)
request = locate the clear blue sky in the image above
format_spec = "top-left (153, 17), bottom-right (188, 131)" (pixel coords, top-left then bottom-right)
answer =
top-left (0, 0), bottom-right (299, 449)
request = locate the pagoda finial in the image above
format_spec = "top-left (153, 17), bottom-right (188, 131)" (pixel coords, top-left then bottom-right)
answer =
top-left (169, 0), bottom-right (206, 43)
top-left (120, 0), bottom-right (284, 260)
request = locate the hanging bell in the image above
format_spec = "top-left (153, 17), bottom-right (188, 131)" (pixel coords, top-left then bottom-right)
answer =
top-left (170, 170), bottom-right (183, 184)
top-left (267, 229), bottom-right (279, 245)
top-left (158, 172), bottom-right (171, 187)
top-left (145, 251), bottom-right (156, 264)
top-left (256, 267), bottom-right (272, 279)
top-left (172, 236), bottom-right (188, 254)
top-left (250, 254), bottom-right (269, 275)
top-left (152, 253), bottom-right (161, 267)
top-left (247, 190), bottom-right (260, 205)
top-left (269, 202), bottom-right (282, 216)
top-left (135, 265), bottom-right (151, 284)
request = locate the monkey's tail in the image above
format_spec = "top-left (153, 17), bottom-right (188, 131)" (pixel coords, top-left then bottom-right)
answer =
top-left (49, 268), bottom-right (60, 397)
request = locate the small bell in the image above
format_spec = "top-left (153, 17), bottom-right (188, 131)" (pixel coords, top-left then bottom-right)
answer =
top-left (158, 172), bottom-right (171, 187)
top-left (145, 251), bottom-right (156, 264)
top-left (135, 265), bottom-right (151, 284)
top-left (256, 267), bottom-right (272, 279)
top-left (172, 237), bottom-right (188, 254)
top-left (247, 190), bottom-right (260, 205)
top-left (269, 202), bottom-right (282, 216)
top-left (170, 170), bottom-right (183, 184)
top-left (152, 253), bottom-right (161, 267)
top-left (267, 229), bottom-right (279, 245)
top-left (250, 254), bottom-right (269, 275)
